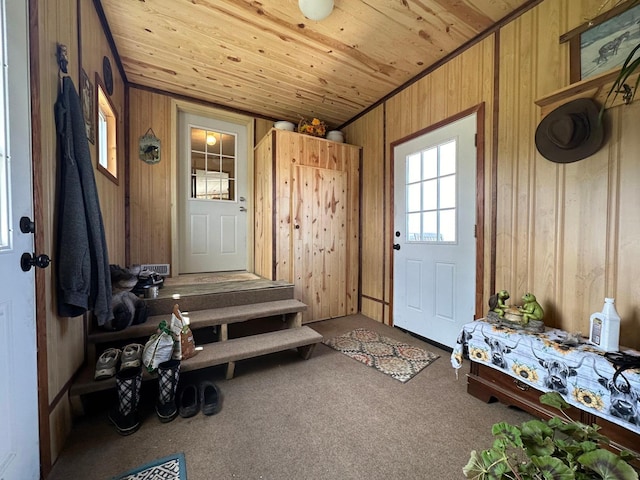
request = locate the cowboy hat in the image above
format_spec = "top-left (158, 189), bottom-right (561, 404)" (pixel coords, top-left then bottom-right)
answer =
top-left (535, 98), bottom-right (604, 163)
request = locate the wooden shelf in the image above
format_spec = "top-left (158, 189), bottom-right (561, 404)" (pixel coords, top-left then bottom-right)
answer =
top-left (535, 69), bottom-right (639, 118)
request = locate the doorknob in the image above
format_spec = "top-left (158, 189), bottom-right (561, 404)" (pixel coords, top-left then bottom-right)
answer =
top-left (393, 244), bottom-right (401, 251)
top-left (20, 216), bottom-right (35, 234)
top-left (21, 252), bottom-right (51, 272)
top-left (239, 206), bottom-right (247, 212)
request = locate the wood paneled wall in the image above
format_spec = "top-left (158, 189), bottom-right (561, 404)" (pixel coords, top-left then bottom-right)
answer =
top-left (128, 88), bottom-right (173, 265)
top-left (497, 1), bottom-right (640, 347)
top-left (35, 0), bottom-right (127, 468)
top-left (346, 0), bottom-right (640, 349)
top-left (343, 106), bottom-right (385, 322)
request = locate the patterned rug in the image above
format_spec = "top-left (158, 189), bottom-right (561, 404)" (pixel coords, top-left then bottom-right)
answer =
top-left (111, 453), bottom-right (187, 480)
top-left (323, 328), bottom-right (440, 382)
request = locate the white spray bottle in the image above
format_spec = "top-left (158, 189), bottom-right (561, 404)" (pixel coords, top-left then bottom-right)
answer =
top-left (589, 297), bottom-right (620, 352)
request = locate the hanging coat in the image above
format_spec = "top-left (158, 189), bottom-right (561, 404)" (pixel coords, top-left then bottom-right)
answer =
top-left (55, 75), bottom-right (113, 326)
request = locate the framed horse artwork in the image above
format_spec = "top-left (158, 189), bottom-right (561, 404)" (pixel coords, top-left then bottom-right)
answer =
top-left (560, 0), bottom-right (640, 83)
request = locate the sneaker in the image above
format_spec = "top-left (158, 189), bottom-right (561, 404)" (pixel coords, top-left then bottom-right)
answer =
top-left (94, 348), bottom-right (121, 380)
top-left (120, 344), bottom-right (144, 370)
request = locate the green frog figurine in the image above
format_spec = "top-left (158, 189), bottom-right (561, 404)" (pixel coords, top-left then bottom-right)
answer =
top-left (489, 290), bottom-right (510, 318)
top-left (519, 293), bottom-right (544, 324)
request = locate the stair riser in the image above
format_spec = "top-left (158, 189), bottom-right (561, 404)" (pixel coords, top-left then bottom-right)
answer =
top-left (145, 285), bottom-right (295, 316)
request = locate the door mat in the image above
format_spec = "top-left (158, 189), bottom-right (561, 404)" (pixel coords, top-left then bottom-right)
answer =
top-left (323, 328), bottom-right (439, 382)
top-left (111, 453), bottom-right (187, 480)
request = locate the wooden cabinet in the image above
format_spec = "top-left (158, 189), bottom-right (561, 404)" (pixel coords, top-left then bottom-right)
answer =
top-left (468, 362), bottom-right (640, 458)
top-left (254, 128), bottom-right (361, 323)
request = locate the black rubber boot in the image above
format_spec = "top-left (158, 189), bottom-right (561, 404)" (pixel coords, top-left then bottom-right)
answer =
top-left (156, 359), bottom-right (180, 423)
top-left (108, 366), bottom-right (142, 435)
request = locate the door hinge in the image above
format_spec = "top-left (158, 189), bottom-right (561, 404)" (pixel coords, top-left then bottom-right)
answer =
top-left (474, 224), bottom-right (477, 238)
top-left (474, 133), bottom-right (477, 147)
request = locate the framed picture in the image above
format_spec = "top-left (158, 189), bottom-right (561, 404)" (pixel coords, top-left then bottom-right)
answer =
top-left (560, 1), bottom-right (640, 83)
top-left (80, 69), bottom-right (95, 144)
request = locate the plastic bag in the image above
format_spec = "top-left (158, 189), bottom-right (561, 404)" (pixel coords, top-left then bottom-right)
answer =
top-left (142, 320), bottom-right (174, 372)
top-left (170, 304), bottom-right (197, 361)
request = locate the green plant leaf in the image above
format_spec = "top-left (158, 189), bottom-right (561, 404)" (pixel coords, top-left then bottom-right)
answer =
top-left (540, 392), bottom-right (571, 411)
top-left (520, 419), bottom-right (556, 456)
top-left (530, 455), bottom-right (576, 479)
top-left (492, 422), bottom-right (524, 448)
top-left (463, 449), bottom-right (511, 479)
top-left (578, 449), bottom-right (639, 480)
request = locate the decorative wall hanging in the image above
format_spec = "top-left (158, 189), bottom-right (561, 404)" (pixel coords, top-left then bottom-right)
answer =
top-left (139, 128), bottom-right (161, 164)
top-left (102, 56), bottom-right (114, 96)
top-left (80, 69), bottom-right (95, 144)
top-left (560, 1), bottom-right (640, 83)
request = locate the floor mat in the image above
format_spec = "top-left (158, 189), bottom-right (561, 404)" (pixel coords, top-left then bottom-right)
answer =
top-left (111, 453), bottom-right (187, 480)
top-left (323, 328), bottom-right (439, 382)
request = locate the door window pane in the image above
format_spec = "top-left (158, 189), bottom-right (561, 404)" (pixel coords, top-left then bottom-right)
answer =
top-left (439, 175), bottom-right (456, 209)
top-left (423, 147), bottom-right (437, 179)
top-left (405, 138), bottom-right (457, 243)
top-left (440, 209), bottom-right (456, 242)
top-left (439, 140), bottom-right (456, 176)
top-left (190, 127), bottom-right (237, 201)
top-left (407, 153), bottom-right (421, 183)
top-left (407, 183), bottom-right (421, 212)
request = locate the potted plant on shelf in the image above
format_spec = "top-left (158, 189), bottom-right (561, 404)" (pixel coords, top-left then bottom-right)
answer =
top-left (463, 392), bottom-right (639, 479)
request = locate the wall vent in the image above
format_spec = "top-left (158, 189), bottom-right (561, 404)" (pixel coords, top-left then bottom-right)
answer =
top-left (140, 263), bottom-right (170, 276)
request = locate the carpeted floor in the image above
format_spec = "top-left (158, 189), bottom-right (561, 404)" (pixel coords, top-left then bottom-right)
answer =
top-left (324, 328), bottom-right (440, 382)
top-left (46, 314), bottom-right (533, 480)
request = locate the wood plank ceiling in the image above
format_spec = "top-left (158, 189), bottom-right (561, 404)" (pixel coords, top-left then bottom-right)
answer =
top-left (99, 0), bottom-right (532, 128)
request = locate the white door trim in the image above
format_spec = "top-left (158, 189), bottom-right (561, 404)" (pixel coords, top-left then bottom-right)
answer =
top-left (170, 101), bottom-right (254, 276)
top-left (390, 104), bottom-right (485, 333)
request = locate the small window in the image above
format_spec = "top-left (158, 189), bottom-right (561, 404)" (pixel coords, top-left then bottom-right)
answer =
top-left (405, 139), bottom-right (457, 243)
top-left (189, 127), bottom-right (237, 201)
top-left (95, 73), bottom-right (118, 184)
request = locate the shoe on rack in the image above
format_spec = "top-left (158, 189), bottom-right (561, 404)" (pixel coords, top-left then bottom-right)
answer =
top-left (120, 343), bottom-right (144, 370)
top-left (200, 381), bottom-right (222, 416)
top-left (94, 348), bottom-right (121, 381)
top-left (178, 384), bottom-right (199, 418)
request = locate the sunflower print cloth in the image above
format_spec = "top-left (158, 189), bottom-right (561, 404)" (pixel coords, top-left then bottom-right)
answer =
top-left (451, 319), bottom-right (640, 436)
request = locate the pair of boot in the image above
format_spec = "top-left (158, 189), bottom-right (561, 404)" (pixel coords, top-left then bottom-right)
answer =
top-left (108, 359), bottom-right (180, 436)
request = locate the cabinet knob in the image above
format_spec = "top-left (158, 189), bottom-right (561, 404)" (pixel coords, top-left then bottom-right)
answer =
top-left (295, 225), bottom-right (300, 229)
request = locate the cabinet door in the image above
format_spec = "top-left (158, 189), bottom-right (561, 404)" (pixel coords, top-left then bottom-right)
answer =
top-left (293, 165), bottom-right (347, 322)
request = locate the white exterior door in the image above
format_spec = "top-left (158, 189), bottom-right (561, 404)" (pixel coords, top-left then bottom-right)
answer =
top-left (178, 112), bottom-right (248, 273)
top-left (0, 0), bottom-right (40, 478)
top-left (393, 113), bottom-right (477, 348)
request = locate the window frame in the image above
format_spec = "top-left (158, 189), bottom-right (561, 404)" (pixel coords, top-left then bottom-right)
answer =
top-left (94, 73), bottom-right (118, 185)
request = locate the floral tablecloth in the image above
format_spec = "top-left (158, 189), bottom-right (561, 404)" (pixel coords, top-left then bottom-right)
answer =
top-left (451, 319), bottom-right (640, 435)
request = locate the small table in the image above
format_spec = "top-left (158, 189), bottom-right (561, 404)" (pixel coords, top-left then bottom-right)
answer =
top-left (451, 319), bottom-right (640, 441)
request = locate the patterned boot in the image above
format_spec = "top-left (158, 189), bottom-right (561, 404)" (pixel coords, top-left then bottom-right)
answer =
top-left (156, 359), bottom-right (180, 423)
top-left (108, 366), bottom-right (142, 435)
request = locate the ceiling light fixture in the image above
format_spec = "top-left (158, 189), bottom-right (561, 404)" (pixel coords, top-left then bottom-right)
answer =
top-left (206, 133), bottom-right (217, 146)
top-left (298, 0), bottom-right (334, 21)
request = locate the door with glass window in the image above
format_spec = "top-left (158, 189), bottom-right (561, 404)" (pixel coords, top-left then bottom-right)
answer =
top-left (392, 113), bottom-right (477, 348)
top-left (0, 1), bottom-right (40, 478)
top-left (179, 112), bottom-right (248, 272)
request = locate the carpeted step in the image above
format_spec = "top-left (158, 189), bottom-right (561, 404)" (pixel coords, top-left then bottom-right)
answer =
top-left (88, 299), bottom-right (306, 344)
top-left (70, 326), bottom-right (323, 397)
top-left (144, 279), bottom-right (295, 316)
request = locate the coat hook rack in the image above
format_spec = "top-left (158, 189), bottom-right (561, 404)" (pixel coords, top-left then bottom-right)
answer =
top-left (56, 43), bottom-right (69, 74)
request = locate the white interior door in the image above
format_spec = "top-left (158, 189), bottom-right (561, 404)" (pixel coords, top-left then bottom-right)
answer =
top-left (178, 112), bottom-right (248, 273)
top-left (0, 1), bottom-right (40, 478)
top-left (393, 113), bottom-right (477, 348)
